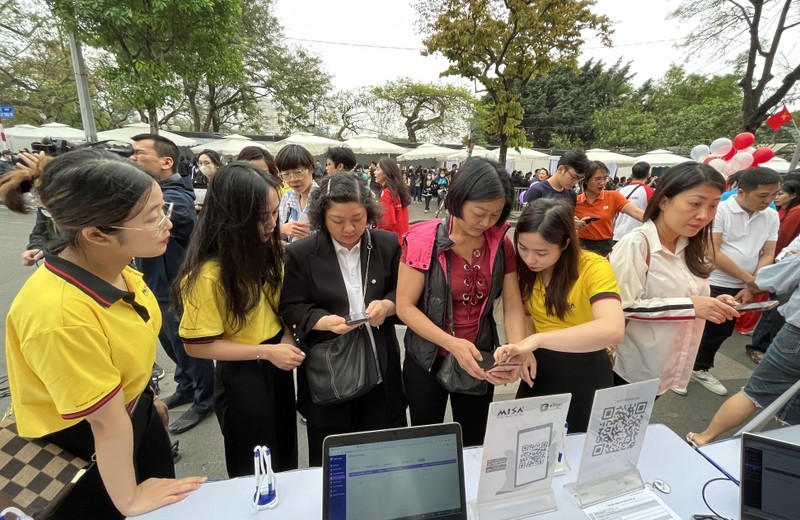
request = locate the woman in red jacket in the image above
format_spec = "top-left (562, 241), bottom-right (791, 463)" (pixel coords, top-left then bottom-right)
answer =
top-left (375, 158), bottom-right (411, 244)
top-left (775, 179), bottom-right (800, 254)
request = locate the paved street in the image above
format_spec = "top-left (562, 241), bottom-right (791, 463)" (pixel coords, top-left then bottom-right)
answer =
top-left (0, 202), bottom-right (774, 481)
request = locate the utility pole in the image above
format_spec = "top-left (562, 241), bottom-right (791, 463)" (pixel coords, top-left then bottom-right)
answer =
top-left (68, 33), bottom-right (97, 143)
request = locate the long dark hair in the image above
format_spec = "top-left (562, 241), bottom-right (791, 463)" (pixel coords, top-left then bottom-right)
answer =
top-left (779, 179), bottom-right (800, 215)
top-left (378, 157), bottom-right (411, 208)
top-left (0, 149), bottom-right (154, 252)
top-left (175, 162), bottom-right (283, 332)
top-left (515, 199), bottom-right (581, 320)
top-left (644, 161), bottom-right (725, 278)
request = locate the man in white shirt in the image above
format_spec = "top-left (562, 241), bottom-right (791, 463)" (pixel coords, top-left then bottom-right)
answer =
top-left (689, 167), bottom-right (781, 396)
top-left (613, 161), bottom-right (654, 242)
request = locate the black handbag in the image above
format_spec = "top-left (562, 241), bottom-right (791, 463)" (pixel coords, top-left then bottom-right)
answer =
top-left (434, 251), bottom-right (489, 396)
top-left (303, 232), bottom-right (381, 405)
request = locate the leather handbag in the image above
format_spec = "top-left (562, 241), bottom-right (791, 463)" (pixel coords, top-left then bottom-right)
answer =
top-left (0, 414), bottom-right (90, 518)
top-left (303, 231), bottom-right (380, 405)
top-left (304, 325), bottom-right (380, 405)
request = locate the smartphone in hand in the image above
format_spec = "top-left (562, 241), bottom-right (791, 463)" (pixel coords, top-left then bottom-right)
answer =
top-left (345, 312), bottom-right (371, 326)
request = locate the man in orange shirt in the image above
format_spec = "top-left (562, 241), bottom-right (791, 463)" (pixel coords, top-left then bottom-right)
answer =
top-left (575, 161), bottom-right (644, 256)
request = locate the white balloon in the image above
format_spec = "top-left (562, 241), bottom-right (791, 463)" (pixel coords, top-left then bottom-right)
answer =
top-left (731, 152), bottom-right (754, 171)
top-left (708, 158), bottom-right (727, 173)
top-left (690, 144), bottom-right (710, 162)
top-left (709, 137), bottom-right (733, 156)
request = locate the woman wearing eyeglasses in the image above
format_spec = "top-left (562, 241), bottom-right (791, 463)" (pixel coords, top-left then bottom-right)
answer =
top-left (276, 144), bottom-right (318, 242)
top-left (575, 161), bottom-right (644, 257)
top-left (176, 162), bottom-right (303, 477)
top-left (0, 149), bottom-right (205, 519)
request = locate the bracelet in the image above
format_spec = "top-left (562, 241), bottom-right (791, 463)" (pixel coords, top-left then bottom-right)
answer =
top-left (255, 345), bottom-right (262, 361)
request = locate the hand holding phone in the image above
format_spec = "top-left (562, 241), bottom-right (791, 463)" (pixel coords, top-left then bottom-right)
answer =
top-left (734, 300), bottom-right (779, 312)
top-left (345, 312), bottom-right (371, 326)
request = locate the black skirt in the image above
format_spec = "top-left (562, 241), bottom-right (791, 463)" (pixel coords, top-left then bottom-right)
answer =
top-left (516, 348), bottom-right (613, 433)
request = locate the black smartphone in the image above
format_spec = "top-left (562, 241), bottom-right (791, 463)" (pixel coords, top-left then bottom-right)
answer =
top-left (582, 216), bottom-right (601, 223)
top-left (345, 312), bottom-right (371, 326)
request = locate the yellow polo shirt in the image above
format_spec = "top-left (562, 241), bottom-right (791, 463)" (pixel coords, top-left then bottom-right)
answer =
top-left (526, 251), bottom-right (621, 331)
top-left (5, 255), bottom-right (160, 438)
top-left (179, 260), bottom-right (282, 345)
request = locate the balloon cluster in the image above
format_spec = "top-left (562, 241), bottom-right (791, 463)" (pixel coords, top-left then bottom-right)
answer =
top-left (689, 132), bottom-right (775, 178)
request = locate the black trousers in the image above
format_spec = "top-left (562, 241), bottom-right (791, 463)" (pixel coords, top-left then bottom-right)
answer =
top-left (580, 238), bottom-right (614, 257)
top-left (693, 286), bottom-right (740, 371)
top-left (403, 354), bottom-right (495, 448)
top-left (45, 391), bottom-right (174, 520)
top-left (214, 334), bottom-right (298, 477)
top-left (516, 349), bottom-right (613, 433)
top-left (158, 301), bottom-right (214, 412)
top-left (305, 383), bottom-right (407, 467)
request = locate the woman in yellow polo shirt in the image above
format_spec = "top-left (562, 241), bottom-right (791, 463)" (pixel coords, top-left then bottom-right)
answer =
top-left (176, 162), bottom-right (304, 477)
top-left (575, 161), bottom-right (644, 257)
top-left (1, 149), bottom-right (205, 519)
top-left (495, 198), bottom-right (626, 432)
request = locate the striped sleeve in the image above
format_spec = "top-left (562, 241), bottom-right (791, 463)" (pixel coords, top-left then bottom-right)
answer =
top-left (609, 232), bottom-right (696, 322)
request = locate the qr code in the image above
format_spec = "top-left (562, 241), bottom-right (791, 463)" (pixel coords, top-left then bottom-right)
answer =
top-left (519, 441), bottom-right (548, 469)
top-left (591, 401), bottom-right (648, 457)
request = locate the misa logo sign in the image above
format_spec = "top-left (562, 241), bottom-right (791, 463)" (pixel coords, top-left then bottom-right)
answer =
top-left (540, 402), bottom-right (564, 412)
top-left (496, 406), bottom-right (524, 417)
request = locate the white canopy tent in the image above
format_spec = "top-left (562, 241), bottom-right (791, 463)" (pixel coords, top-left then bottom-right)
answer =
top-left (6, 123), bottom-right (87, 151)
top-left (340, 135), bottom-right (409, 155)
top-left (585, 148), bottom-right (637, 166)
top-left (761, 157), bottom-right (792, 173)
top-left (633, 149), bottom-right (692, 167)
top-left (397, 143), bottom-right (456, 162)
top-left (97, 122), bottom-right (197, 147)
top-left (486, 147), bottom-right (550, 173)
top-left (191, 134), bottom-right (267, 156)
top-left (445, 146), bottom-right (493, 162)
top-left (265, 132), bottom-right (341, 156)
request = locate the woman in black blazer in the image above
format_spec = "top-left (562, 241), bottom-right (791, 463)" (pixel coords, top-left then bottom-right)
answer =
top-left (280, 173), bottom-right (408, 466)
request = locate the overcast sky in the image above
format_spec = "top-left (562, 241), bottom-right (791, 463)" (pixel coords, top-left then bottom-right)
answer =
top-left (274, 0), bottom-right (752, 93)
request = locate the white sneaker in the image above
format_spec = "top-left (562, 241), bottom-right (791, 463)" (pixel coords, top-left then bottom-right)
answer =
top-left (691, 370), bottom-right (728, 396)
top-left (670, 386), bottom-right (688, 396)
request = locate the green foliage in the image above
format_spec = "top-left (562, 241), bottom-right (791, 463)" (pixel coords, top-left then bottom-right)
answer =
top-left (49, 0), bottom-right (243, 130)
top-left (372, 78), bottom-right (475, 142)
top-left (591, 65), bottom-right (744, 151)
top-left (417, 0), bottom-right (611, 162)
top-left (521, 59), bottom-right (634, 148)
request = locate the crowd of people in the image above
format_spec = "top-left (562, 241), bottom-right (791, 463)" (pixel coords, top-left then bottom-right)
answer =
top-left (0, 137), bottom-right (799, 518)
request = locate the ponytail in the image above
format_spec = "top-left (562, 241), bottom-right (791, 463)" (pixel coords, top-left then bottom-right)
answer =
top-left (0, 156), bottom-right (54, 213)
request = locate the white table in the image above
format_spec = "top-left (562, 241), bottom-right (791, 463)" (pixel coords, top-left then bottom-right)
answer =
top-left (132, 424), bottom-right (739, 519)
top-left (697, 424), bottom-right (800, 485)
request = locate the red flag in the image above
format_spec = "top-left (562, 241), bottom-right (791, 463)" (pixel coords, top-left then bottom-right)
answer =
top-left (766, 106), bottom-right (793, 130)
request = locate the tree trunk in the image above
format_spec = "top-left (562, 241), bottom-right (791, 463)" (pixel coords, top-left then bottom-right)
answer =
top-left (147, 106), bottom-right (158, 134)
top-left (405, 120), bottom-right (417, 143)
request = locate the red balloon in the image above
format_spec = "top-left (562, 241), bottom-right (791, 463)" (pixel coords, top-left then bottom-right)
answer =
top-left (733, 132), bottom-right (755, 150)
top-left (752, 147), bottom-right (775, 165)
top-left (704, 155), bottom-right (718, 164)
top-left (722, 147), bottom-right (736, 161)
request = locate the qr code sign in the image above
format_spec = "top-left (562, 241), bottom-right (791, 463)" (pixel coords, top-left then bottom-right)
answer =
top-left (519, 441), bottom-right (548, 469)
top-left (591, 401), bottom-right (648, 457)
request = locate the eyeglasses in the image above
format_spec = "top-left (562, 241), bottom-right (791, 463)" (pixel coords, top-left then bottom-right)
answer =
top-left (567, 168), bottom-right (585, 181)
top-left (109, 202), bottom-right (173, 235)
top-left (280, 169), bottom-right (308, 181)
top-left (592, 176), bottom-right (610, 183)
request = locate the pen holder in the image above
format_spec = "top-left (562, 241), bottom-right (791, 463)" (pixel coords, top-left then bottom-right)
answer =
top-left (253, 446), bottom-right (279, 510)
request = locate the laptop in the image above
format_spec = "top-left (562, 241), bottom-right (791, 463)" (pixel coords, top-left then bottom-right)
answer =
top-left (740, 432), bottom-right (800, 520)
top-left (322, 423), bottom-right (468, 520)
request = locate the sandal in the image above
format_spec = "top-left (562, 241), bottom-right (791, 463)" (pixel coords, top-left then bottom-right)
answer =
top-left (686, 432), bottom-right (699, 448)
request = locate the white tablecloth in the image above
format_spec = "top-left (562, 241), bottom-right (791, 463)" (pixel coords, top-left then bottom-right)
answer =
top-left (132, 424), bottom-right (740, 519)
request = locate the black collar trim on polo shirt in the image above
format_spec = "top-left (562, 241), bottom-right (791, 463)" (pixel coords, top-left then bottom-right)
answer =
top-left (44, 253), bottom-right (151, 322)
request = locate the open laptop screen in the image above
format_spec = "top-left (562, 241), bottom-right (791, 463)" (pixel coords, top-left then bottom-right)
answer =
top-left (322, 424), bottom-right (467, 520)
top-left (741, 432), bottom-right (800, 520)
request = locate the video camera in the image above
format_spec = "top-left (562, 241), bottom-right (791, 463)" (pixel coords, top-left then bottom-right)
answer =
top-left (6, 137), bottom-right (132, 165)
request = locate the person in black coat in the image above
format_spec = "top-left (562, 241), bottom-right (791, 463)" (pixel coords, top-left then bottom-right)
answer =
top-left (280, 173), bottom-right (407, 466)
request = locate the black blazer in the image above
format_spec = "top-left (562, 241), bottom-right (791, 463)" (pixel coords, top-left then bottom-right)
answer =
top-left (280, 229), bottom-right (407, 428)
